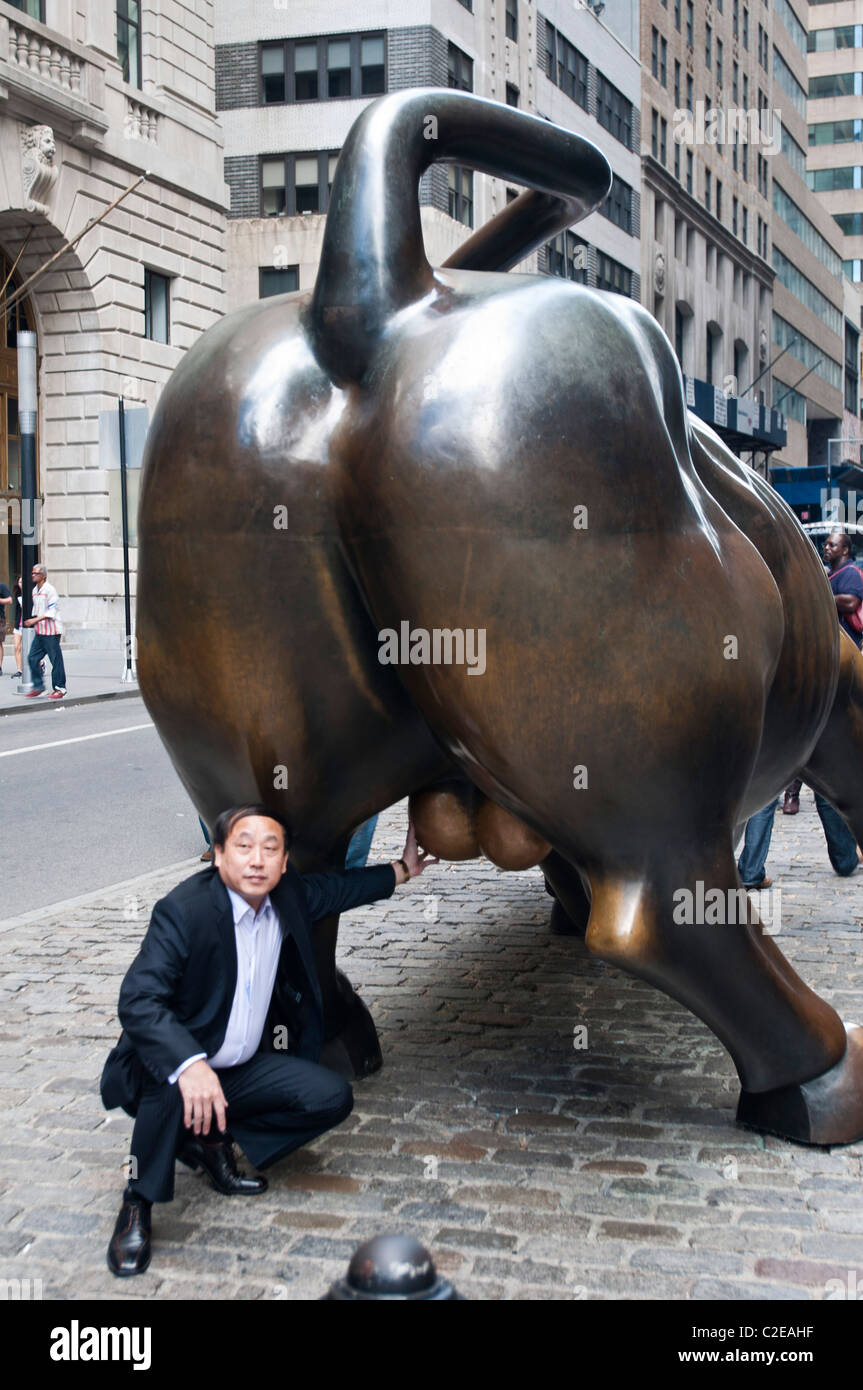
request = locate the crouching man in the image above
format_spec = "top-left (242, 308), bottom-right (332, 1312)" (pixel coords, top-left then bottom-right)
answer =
top-left (100, 802), bottom-right (436, 1277)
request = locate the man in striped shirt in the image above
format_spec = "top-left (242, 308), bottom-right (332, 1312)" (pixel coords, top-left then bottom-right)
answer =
top-left (24, 563), bottom-right (66, 700)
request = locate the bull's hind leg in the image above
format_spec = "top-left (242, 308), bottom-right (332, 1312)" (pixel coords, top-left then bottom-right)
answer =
top-left (584, 848), bottom-right (863, 1144)
top-left (800, 631), bottom-right (863, 851)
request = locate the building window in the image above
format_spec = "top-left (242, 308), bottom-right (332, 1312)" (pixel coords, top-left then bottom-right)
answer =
top-left (651, 27), bottom-right (659, 78)
top-left (674, 58), bottom-right (681, 105)
top-left (732, 195), bottom-right (738, 236)
top-left (733, 60), bottom-right (739, 103)
top-left (144, 270), bottom-right (169, 344)
top-left (743, 6), bottom-right (749, 50)
top-left (506, 0), bottom-right (518, 42)
top-left (259, 267), bottom-right (299, 298)
top-left (596, 251), bottom-right (633, 297)
top-left (596, 74), bottom-right (633, 149)
top-left (705, 168), bottom-right (712, 214)
top-left (686, 74), bottom-right (693, 110)
top-left (260, 33), bottom-right (385, 105)
top-left (686, 150), bottom-right (693, 193)
top-left (706, 326), bottom-right (720, 385)
top-left (674, 0), bottom-right (681, 31)
top-left (261, 151), bottom-right (339, 217)
top-left (448, 42), bottom-right (473, 92)
top-left (846, 322), bottom-right (860, 415)
top-left (716, 40), bottom-right (723, 89)
top-left (686, 1), bottom-right (693, 46)
top-left (448, 166), bottom-right (473, 227)
top-left (548, 229), bottom-right (588, 283)
top-left (733, 0), bottom-right (739, 39)
top-left (652, 109), bottom-right (659, 160)
top-left (117, 1), bottom-right (141, 88)
top-left (674, 141), bottom-right (680, 181)
top-left (660, 118), bottom-right (668, 166)
top-left (9, 1), bottom-right (44, 17)
top-left (661, 36), bottom-right (667, 86)
top-left (545, 23), bottom-right (589, 110)
top-left (742, 207), bottom-right (748, 245)
top-left (601, 176), bottom-right (634, 234)
top-left (716, 178), bottom-right (722, 221)
top-left (675, 306), bottom-right (687, 366)
top-left (506, 83), bottom-right (519, 107)
top-left (457, 0), bottom-right (473, 9)
top-left (807, 166), bottom-right (863, 193)
top-left (706, 24), bottom-right (712, 68)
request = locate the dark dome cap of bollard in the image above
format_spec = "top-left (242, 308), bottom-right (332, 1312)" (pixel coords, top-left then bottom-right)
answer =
top-left (324, 1233), bottom-right (462, 1300)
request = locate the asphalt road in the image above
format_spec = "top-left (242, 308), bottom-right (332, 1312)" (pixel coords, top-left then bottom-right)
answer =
top-left (0, 697), bottom-right (207, 920)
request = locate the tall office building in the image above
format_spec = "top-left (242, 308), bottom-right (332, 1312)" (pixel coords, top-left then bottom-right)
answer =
top-left (0, 1), bottom-right (227, 646)
top-left (639, 0), bottom-right (855, 482)
top-left (214, 1), bottom-right (641, 312)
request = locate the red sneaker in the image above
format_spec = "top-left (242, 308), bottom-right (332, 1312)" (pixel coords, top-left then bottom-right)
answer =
top-left (25, 690), bottom-right (44, 698)
top-left (48, 690), bottom-right (66, 700)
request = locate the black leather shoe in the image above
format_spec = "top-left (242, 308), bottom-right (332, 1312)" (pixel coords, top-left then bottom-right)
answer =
top-left (107, 1191), bottom-right (151, 1277)
top-left (178, 1136), bottom-right (267, 1195)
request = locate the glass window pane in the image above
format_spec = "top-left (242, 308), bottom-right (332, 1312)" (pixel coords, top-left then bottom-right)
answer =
top-left (294, 156), bottom-right (318, 184)
top-left (262, 160), bottom-right (285, 187)
top-left (260, 267), bottom-right (299, 298)
top-left (8, 396), bottom-right (19, 436)
top-left (262, 47), bottom-right (285, 74)
top-left (328, 41), bottom-right (350, 68)
top-left (328, 154), bottom-right (339, 186)
top-left (361, 38), bottom-right (384, 65)
top-left (294, 43), bottom-right (317, 71)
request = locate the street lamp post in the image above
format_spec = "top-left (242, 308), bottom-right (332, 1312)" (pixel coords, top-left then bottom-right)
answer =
top-left (16, 330), bottom-right (37, 695)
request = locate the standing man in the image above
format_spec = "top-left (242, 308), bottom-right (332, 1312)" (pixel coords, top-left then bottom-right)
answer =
top-left (824, 529), bottom-right (863, 647)
top-left (101, 803), bottom-right (437, 1277)
top-left (23, 563), bottom-right (66, 699)
top-left (0, 575), bottom-right (11, 675)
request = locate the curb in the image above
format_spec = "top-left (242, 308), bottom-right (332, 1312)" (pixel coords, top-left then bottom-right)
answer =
top-left (0, 686), bottom-right (141, 717)
top-left (0, 856), bottom-right (202, 932)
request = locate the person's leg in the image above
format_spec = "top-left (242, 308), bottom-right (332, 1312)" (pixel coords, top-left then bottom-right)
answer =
top-left (737, 798), bottom-right (779, 886)
top-left (218, 1052), bottom-right (353, 1171)
top-left (0, 620), bottom-right (6, 672)
top-left (13, 628), bottom-right (21, 674)
top-left (813, 791), bottom-right (859, 876)
top-left (345, 815), bottom-right (379, 870)
top-left (46, 634), bottom-right (66, 691)
top-left (27, 633), bottom-right (46, 691)
top-left (125, 1077), bottom-right (186, 1204)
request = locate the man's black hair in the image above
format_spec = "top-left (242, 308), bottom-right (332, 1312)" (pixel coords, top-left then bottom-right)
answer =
top-left (828, 529), bottom-right (852, 555)
top-left (212, 804), bottom-right (292, 851)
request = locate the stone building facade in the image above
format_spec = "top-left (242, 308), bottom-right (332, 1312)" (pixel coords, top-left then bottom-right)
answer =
top-left (0, 0), bottom-right (228, 647)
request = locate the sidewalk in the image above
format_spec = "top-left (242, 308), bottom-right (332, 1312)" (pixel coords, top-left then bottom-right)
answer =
top-left (0, 798), bottom-right (861, 1301)
top-left (0, 644), bottom-right (138, 715)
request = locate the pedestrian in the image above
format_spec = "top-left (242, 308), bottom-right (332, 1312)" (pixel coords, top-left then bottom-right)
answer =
top-left (0, 574), bottom-right (11, 675)
top-left (345, 814), bottom-right (379, 869)
top-left (738, 790), bottom-right (860, 887)
top-left (100, 803), bottom-right (438, 1277)
top-left (12, 576), bottom-right (23, 678)
top-left (823, 528), bottom-right (863, 647)
top-left (23, 563), bottom-right (66, 700)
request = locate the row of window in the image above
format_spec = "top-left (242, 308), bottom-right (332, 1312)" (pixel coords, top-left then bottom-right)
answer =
top-left (543, 22), bottom-right (635, 155)
top-left (772, 247), bottom-right (844, 339)
top-left (834, 211), bottom-right (863, 236)
top-left (807, 165), bottom-right (863, 193)
top-left (456, 0), bottom-right (519, 36)
top-left (545, 229), bottom-right (634, 298)
top-left (774, 0), bottom-right (807, 57)
top-left (810, 119), bottom-right (863, 146)
top-left (773, 184), bottom-right (844, 278)
top-left (773, 48), bottom-right (807, 119)
top-left (261, 33), bottom-right (385, 105)
top-left (808, 25), bottom-right (863, 52)
top-left (773, 313), bottom-right (843, 392)
top-left (810, 72), bottom-right (863, 99)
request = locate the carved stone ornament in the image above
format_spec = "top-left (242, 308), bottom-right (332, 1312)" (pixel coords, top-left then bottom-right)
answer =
top-left (654, 247), bottom-right (666, 296)
top-left (759, 323), bottom-right (768, 364)
top-left (20, 124), bottom-right (58, 214)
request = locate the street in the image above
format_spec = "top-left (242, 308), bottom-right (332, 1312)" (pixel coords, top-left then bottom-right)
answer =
top-left (0, 697), bottom-right (206, 920)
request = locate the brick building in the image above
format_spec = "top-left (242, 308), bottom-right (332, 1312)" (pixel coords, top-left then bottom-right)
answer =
top-left (0, 0), bottom-right (228, 647)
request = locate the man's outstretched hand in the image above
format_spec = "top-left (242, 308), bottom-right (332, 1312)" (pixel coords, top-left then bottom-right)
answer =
top-left (178, 1059), bottom-right (228, 1136)
top-left (400, 816), bottom-right (439, 879)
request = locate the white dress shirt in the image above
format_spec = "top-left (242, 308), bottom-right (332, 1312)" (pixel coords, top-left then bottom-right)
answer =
top-left (167, 888), bottom-right (283, 1084)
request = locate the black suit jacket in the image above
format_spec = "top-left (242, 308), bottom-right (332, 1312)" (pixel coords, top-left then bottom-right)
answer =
top-left (100, 861), bottom-right (396, 1115)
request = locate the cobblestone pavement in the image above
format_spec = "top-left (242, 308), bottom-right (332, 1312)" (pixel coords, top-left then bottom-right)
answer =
top-left (1, 796), bottom-right (862, 1301)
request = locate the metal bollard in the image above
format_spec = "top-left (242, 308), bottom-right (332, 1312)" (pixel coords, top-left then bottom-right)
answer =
top-left (324, 1233), bottom-right (462, 1300)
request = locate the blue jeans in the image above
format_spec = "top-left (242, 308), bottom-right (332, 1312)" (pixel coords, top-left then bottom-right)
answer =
top-left (738, 792), bottom-right (859, 882)
top-left (738, 798), bottom-right (778, 885)
top-left (28, 632), bottom-right (66, 692)
top-left (813, 791), bottom-right (859, 876)
top-left (345, 815), bottom-right (378, 870)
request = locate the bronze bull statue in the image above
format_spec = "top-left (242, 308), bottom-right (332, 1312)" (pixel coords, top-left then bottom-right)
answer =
top-left (138, 91), bottom-right (863, 1145)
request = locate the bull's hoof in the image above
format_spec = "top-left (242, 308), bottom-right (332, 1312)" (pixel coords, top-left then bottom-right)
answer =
top-left (737, 1023), bottom-right (863, 1145)
top-left (320, 969), bottom-right (383, 1081)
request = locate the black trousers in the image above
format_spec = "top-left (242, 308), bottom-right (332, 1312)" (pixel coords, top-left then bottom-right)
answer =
top-left (128, 1053), bottom-right (353, 1203)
